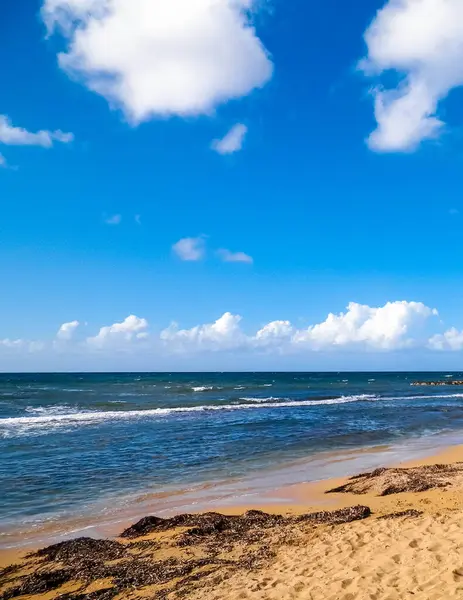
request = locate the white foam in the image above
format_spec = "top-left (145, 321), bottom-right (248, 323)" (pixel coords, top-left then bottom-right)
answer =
top-left (3, 392), bottom-right (462, 438)
top-left (25, 405), bottom-right (74, 416)
top-left (388, 393), bottom-right (463, 401)
top-left (0, 394), bottom-right (379, 437)
top-left (191, 386), bottom-right (214, 392)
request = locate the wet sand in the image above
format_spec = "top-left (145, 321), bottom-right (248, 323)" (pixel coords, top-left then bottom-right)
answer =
top-left (3, 444), bottom-right (463, 598)
top-left (2, 432), bottom-right (459, 553)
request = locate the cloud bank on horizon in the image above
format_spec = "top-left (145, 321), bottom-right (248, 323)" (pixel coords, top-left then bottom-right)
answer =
top-left (3, 300), bottom-right (463, 359)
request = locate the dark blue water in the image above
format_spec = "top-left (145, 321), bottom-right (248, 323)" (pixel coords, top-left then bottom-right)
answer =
top-left (2, 372), bottom-right (463, 538)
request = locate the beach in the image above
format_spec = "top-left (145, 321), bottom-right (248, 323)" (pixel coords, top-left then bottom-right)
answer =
top-left (3, 373), bottom-right (463, 598)
top-left (3, 443), bottom-right (463, 599)
top-left (4, 371), bottom-right (463, 547)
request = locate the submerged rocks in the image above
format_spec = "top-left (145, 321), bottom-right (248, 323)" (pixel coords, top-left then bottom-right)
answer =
top-left (411, 380), bottom-right (463, 386)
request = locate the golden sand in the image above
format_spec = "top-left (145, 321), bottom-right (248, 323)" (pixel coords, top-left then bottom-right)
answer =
top-left (3, 445), bottom-right (463, 599)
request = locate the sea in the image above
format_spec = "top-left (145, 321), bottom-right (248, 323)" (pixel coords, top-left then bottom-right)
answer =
top-left (2, 371), bottom-right (463, 548)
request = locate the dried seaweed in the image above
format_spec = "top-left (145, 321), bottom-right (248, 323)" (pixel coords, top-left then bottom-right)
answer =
top-left (1, 568), bottom-right (72, 600)
top-left (34, 537), bottom-right (127, 562)
top-left (1, 505), bottom-right (371, 600)
top-left (377, 509), bottom-right (423, 520)
top-left (326, 464), bottom-right (463, 496)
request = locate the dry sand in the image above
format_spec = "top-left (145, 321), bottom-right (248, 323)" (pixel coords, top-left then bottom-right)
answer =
top-left (4, 445), bottom-right (463, 600)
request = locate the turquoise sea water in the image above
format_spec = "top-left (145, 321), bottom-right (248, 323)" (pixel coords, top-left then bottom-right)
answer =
top-left (2, 372), bottom-right (463, 544)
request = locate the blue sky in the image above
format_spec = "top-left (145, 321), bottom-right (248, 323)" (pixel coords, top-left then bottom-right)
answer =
top-left (2, 0), bottom-right (463, 371)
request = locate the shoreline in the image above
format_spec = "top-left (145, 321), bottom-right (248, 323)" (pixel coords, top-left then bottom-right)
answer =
top-left (2, 430), bottom-right (463, 556)
top-left (4, 443), bottom-right (463, 598)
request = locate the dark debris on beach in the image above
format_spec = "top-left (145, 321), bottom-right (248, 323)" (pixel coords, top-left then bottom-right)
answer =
top-left (0, 506), bottom-right (371, 600)
top-left (326, 463), bottom-right (463, 496)
top-left (377, 509), bottom-right (423, 520)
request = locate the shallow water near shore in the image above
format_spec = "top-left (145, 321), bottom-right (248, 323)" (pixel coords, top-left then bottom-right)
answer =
top-left (2, 371), bottom-right (463, 549)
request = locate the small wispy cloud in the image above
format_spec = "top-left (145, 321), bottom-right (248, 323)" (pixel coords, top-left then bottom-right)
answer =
top-left (0, 153), bottom-right (6, 168)
top-left (211, 123), bottom-right (248, 155)
top-left (217, 248), bottom-right (253, 264)
top-left (172, 236), bottom-right (206, 261)
top-left (0, 115), bottom-right (74, 148)
top-left (135, 214), bottom-right (141, 225)
top-left (56, 320), bottom-right (80, 341)
top-left (104, 214), bottom-right (122, 225)
top-left (449, 208), bottom-right (459, 215)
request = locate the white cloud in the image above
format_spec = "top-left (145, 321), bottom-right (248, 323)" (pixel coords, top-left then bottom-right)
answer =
top-left (428, 328), bottom-right (463, 351)
top-left (212, 123), bottom-right (248, 155)
top-left (56, 320), bottom-right (80, 341)
top-left (105, 214), bottom-right (122, 225)
top-left (217, 248), bottom-right (253, 264)
top-left (0, 115), bottom-right (73, 148)
top-left (87, 315), bottom-right (149, 348)
top-left (293, 301), bottom-right (437, 350)
top-left (0, 339), bottom-right (25, 349)
top-left (1, 300), bottom-right (456, 361)
top-left (42, 0), bottom-right (273, 123)
top-left (360, 0), bottom-right (463, 152)
top-left (0, 339), bottom-right (45, 353)
top-left (254, 320), bottom-right (294, 347)
top-left (161, 312), bottom-right (245, 351)
top-left (161, 302), bottom-right (438, 353)
top-left (28, 341), bottom-right (47, 353)
top-left (0, 153), bottom-right (6, 168)
top-left (173, 236), bottom-right (205, 261)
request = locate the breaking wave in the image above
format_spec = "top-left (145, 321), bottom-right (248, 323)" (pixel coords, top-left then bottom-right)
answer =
top-left (3, 393), bottom-right (463, 439)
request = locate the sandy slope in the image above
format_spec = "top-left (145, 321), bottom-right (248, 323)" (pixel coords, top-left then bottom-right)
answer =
top-left (189, 446), bottom-right (463, 600)
top-left (4, 445), bottom-right (463, 599)
top-left (191, 512), bottom-right (463, 600)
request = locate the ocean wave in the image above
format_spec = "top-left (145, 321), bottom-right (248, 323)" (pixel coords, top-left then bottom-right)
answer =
top-left (0, 394), bottom-right (379, 438)
top-left (191, 386), bottom-right (214, 392)
top-left (388, 393), bottom-right (463, 401)
top-left (4, 392), bottom-right (463, 438)
top-left (24, 405), bottom-right (74, 415)
top-left (238, 396), bottom-right (286, 403)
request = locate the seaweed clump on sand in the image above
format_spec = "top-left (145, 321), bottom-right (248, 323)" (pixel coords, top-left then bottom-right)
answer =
top-left (121, 510), bottom-right (285, 542)
top-left (0, 506), bottom-right (370, 600)
top-left (377, 509), bottom-right (423, 520)
top-left (120, 506), bottom-right (371, 541)
top-left (326, 463), bottom-right (463, 497)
